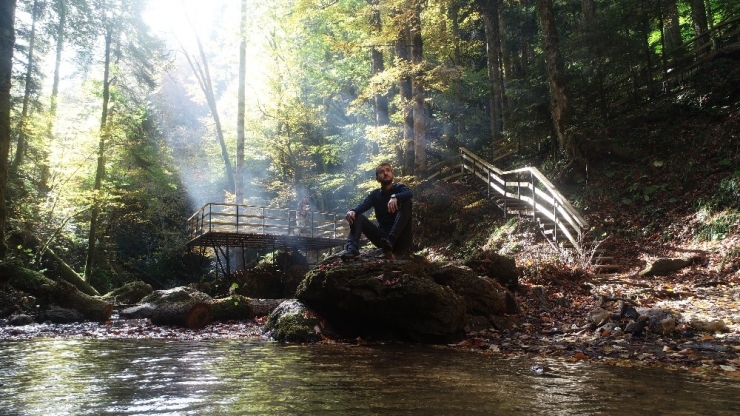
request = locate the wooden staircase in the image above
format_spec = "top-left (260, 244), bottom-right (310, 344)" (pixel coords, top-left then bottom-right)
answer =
top-left (430, 148), bottom-right (619, 273)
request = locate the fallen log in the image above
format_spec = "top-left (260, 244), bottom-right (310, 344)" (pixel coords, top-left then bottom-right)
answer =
top-left (0, 263), bottom-right (112, 322)
top-left (102, 280), bottom-right (153, 305)
top-left (211, 295), bottom-right (255, 321)
top-left (9, 232), bottom-right (100, 296)
top-left (150, 302), bottom-right (212, 329)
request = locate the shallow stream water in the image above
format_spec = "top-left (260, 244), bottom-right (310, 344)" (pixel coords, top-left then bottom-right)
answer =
top-left (1, 338), bottom-right (739, 415)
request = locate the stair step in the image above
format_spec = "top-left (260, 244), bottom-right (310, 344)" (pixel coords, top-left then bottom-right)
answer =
top-left (593, 264), bottom-right (620, 270)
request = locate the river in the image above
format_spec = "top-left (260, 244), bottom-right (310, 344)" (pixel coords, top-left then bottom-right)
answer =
top-left (1, 338), bottom-right (739, 415)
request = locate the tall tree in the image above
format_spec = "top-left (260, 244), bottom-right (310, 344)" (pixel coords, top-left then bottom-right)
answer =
top-left (662, 0), bottom-right (683, 61)
top-left (368, 0), bottom-right (389, 127)
top-left (179, 27), bottom-right (235, 193)
top-left (235, 0), bottom-right (247, 270)
top-left (478, 0), bottom-right (504, 145)
top-left (236, 0), bottom-right (247, 205)
top-left (689, 0), bottom-right (710, 52)
top-left (535, 0), bottom-right (578, 161)
top-left (40, 0), bottom-right (68, 192)
top-left (11, 0), bottom-right (41, 171)
top-left (395, 13), bottom-right (414, 175)
top-left (83, 0), bottom-right (165, 282)
top-left (410, 0), bottom-right (426, 175)
top-left (0, 0), bottom-right (16, 259)
top-left (84, 21), bottom-right (112, 282)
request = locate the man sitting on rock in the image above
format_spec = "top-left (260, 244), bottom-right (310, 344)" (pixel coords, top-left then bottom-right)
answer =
top-left (339, 162), bottom-right (413, 260)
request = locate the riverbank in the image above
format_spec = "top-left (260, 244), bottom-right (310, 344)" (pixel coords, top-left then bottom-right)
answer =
top-left (2, 269), bottom-right (739, 380)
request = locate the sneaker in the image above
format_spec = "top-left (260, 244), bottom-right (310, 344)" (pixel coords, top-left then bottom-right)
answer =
top-left (340, 245), bottom-right (360, 260)
top-left (378, 238), bottom-right (394, 251)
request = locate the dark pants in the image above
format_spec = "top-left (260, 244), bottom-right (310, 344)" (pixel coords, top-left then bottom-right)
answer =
top-left (347, 199), bottom-right (412, 254)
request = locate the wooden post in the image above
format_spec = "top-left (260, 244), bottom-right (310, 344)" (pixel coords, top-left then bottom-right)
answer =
top-left (486, 166), bottom-right (491, 198)
top-left (531, 171), bottom-right (536, 221)
top-left (553, 199), bottom-right (558, 243)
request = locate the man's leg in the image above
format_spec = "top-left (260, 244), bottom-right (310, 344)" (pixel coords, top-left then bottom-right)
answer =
top-left (384, 199), bottom-right (412, 253)
top-left (342, 213), bottom-right (386, 258)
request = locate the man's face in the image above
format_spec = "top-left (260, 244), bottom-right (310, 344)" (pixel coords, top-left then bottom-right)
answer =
top-left (376, 164), bottom-right (394, 185)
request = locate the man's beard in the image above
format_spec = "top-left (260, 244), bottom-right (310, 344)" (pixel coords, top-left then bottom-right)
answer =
top-left (379, 178), bottom-right (393, 186)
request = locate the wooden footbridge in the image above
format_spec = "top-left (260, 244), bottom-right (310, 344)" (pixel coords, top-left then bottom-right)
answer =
top-left (187, 203), bottom-right (349, 273)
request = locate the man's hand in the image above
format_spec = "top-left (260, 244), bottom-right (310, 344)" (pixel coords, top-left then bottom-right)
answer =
top-left (388, 197), bottom-right (398, 213)
top-left (345, 210), bottom-right (356, 225)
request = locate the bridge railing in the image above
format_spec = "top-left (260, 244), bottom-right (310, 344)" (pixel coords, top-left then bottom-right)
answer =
top-left (432, 148), bottom-right (589, 253)
top-left (187, 203), bottom-right (349, 241)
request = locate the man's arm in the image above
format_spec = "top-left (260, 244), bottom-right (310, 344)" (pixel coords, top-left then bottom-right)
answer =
top-left (390, 184), bottom-right (413, 201)
top-left (387, 184), bottom-right (412, 214)
top-left (346, 191), bottom-right (376, 224)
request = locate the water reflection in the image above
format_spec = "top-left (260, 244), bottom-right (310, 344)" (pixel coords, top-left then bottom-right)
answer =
top-left (1, 338), bottom-right (739, 415)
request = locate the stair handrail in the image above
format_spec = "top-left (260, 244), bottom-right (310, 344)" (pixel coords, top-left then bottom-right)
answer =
top-left (433, 148), bottom-right (589, 253)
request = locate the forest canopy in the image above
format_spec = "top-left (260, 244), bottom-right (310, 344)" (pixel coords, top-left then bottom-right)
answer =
top-left (0, 0), bottom-right (738, 291)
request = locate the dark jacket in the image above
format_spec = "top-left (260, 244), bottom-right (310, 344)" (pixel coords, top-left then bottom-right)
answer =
top-left (351, 183), bottom-right (413, 232)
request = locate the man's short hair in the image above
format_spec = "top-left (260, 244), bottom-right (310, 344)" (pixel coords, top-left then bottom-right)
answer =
top-left (375, 162), bottom-right (392, 175)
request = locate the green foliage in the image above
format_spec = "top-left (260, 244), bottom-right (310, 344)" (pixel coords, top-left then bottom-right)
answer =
top-left (699, 173), bottom-right (740, 211)
top-left (695, 208), bottom-right (740, 242)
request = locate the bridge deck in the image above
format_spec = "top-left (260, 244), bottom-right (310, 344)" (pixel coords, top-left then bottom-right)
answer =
top-left (187, 203), bottom-right (349, 252)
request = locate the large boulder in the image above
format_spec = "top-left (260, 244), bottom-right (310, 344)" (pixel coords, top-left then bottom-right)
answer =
top-left (463, 250), bottom-right (519, 289)
top-left (295, 257), bottom-right (513, 342)
top-left (639, 258), bottom-right (693, 277)
top-left (427, 263), bottom-right (514, 317)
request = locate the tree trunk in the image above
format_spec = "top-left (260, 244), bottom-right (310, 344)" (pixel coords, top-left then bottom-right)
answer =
top-left (0, 0), bottom-right (17, 260)
top-left (396, 23), bottom-right (414, 175)
top-left (480, 0), bottom-right (504, 146)
top-left (581, 0), bottom-right (607, 120)
top-left (662, 0), bottom-right (683, 62)
top-left (638, 0), bottom-right (656, 98)
top-left (211, 295), bottom-right (255, 321)
top-left (193, 32), bottom-right (235, 192)
top-left (41, 0), bottom-right (68, 193)
top-left (11, 0), bottom-right (39, 172)
top-left (369, 0), bottom-right (389, 127)
top-left (24, 236), bottom-right (100, 296)
top-left (0, 263), bottom-right (113, 322)
top-left (9, 231), bottom-right (101, 296)
top-left (101, 280), bottom-right (152, 305)
top-left (703, 0), bottom-right (716, 49)
top-left (689, 0), bottom-right (709, 53)
top-left (449, 2), bottom-right (464, 142)
top-left (151, 302), bottom-right (212, 329)
top-left (235, 0), bottom-right (247, 270)
top-left (85, 26), bottom-right (113, 282)
top-left (411, 0), bottom-right (426, 176)
top-left (535, 0), bottom-right (577, 160)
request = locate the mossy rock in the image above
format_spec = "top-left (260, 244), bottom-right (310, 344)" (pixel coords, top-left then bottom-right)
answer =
top-left (102, 281), bottom-right (153, 305)
top-left (264, 300), bottom-right (325, 343)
